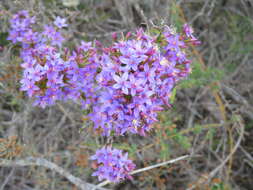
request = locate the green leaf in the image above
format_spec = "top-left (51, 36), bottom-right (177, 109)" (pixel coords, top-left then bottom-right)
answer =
top-left (170, 87), bottom-right (177, 103)
top-left (0, 32), bottom-right (10, 46)
top-left (193, 124), bottom-right (203, 135)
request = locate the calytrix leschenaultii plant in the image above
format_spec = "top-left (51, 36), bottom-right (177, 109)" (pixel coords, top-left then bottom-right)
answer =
top-left (8, 10), bottom-right (200, 183)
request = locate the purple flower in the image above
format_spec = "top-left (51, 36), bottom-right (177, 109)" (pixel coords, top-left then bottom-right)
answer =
top-left (127, 74), bottom-right (145, 96)
top-left (164, 34), bottom-right (184, 53)
top-left (138, 64), bottom-right (156, 83)
top-left (183, 24), bottom-right (201, 45)
top-left (54, 16), bottom-right (68, 28)
top-left (43, 25), bottom-right (65, 46)
top-left (26, 64), bottom-right (44, 81)
top-left (20, 78), bottom-right (39, 97)
top-left (78, 41), bottom-right (93, 52)
top-left (113, 72), bottom-right (129, 94)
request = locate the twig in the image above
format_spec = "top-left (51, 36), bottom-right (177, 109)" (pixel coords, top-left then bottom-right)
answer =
top-left (132, 2), bottom-right (149, 28)
top-left (209, 119), bottom-right (244, 178)
top-left (94, 155), bottom-right (190, 189)
top-left (113, 0), bottom-right (134, 28)
top-left (131, 155), bottom-right (190, 175)
top-left (57, 103), bottom-right (75, 124)
top-left (0, 168), bottom-right (15, 190)
top-left (186, 118), bottom-right (244, 190)
top-left (0, 157), bottom-right (108, 190)
top-left (240, 146), bottom-right (253, 163)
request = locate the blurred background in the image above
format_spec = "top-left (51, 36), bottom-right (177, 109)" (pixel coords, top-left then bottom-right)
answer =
top-left (0, 0), bottom-right (252, 189)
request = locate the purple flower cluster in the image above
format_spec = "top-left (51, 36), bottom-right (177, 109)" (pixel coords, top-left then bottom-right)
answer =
top-left (7, 10), bottom-right (36, 44)
top-left (8, 10), bottom-right (200, 182)
top-left (8, 11), bottom-right (199, 133)
top-left (8, 11), bottom-right (98, 108)
top-left (89, 28), bottom-right (200, 136)
top-left (90, 147), bottom-right (136, 182)
top-left (90, 32), bottom-right (162, 136)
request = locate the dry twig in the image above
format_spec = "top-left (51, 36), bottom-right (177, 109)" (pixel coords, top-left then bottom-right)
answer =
top-left (0, 157), bottom-right (108, 190)
top-left (94, 155), bottom-right (190, 189)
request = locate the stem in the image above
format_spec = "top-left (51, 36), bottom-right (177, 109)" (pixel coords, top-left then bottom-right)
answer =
top-left (94, 154), bottom-right (190, 189)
